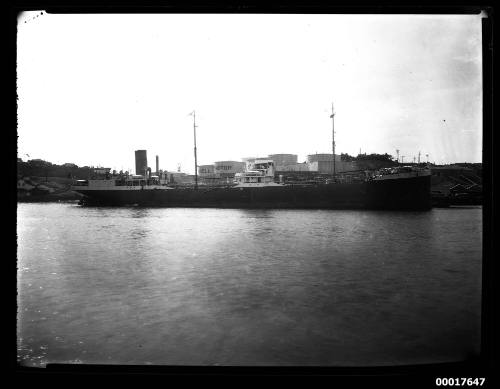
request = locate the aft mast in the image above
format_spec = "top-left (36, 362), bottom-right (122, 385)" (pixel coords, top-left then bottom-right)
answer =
top-left (330, 103), bottom-right (336, 179)
top-left (192, 110), bottom-right (198, 190)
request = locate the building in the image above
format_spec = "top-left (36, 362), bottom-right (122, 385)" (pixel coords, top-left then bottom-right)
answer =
top-left (268, 154), bottom-right (301, 171)
top-left (308, 160), bottom-right (359, 174)
top-left (306, 153), bottom-right (357, 173)
top-left (268, 154), bottom-right (298, 167)
top-left (166, 171), bottom-right (195, 184)
top-left (198, 164), bottom-right (220, 184)
top-left (214, 161), bottom-right (246, 178)
top-left (276, 163), bottom-right (309, 172)
top-left (94, 167), bottom-right (111, 175)
top-left (198, 164), bottom-right (215, 176)
top-left (196, 160), bottom-right (248, 185)
top-left (307, 153), bottom-right (342, 163)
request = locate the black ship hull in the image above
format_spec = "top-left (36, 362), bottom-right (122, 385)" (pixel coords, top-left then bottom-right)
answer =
top-left (75, 175), bottom-right (431, 210)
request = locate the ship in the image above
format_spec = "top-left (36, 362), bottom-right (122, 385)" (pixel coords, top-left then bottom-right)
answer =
top-left (72, 159), bottom-right (431, 210)
top-left (71, 107), bottom-right (432, 210)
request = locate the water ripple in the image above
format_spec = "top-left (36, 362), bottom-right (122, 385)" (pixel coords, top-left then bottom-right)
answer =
top-left (17, 204), bottom-right (482, 367)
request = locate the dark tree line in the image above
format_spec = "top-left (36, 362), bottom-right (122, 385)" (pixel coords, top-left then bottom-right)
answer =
top-left (17, 159), bottom-right (94, 179)
top-left (340, 153), bottom-right (395, 162)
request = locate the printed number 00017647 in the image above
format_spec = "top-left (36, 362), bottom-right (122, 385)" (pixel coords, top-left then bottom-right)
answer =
top-left (435, 378), bottom-right (485, 386)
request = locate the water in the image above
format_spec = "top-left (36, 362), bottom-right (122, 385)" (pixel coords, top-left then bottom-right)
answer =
top-left (17, 203), bottom-right (482, 367)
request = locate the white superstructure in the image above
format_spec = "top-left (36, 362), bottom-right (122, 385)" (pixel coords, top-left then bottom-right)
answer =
top-left (72, 172), bottom-right (173, 191)
top-left (233, 159), bottom-right (283, 187)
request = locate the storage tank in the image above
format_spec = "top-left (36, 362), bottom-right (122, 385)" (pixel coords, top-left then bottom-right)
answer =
top-left (135, 150), bottom-right (148, 176)
top-left (268, 154), bottom-right (298, 166)
top-left (307, 153), bottom-right (341, 163)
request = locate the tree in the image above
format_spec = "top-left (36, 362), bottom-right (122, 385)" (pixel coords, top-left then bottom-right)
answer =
top-left (355, 153), bottom-right (394, 162)
top-left (340, 153), bottom-right (355, 162)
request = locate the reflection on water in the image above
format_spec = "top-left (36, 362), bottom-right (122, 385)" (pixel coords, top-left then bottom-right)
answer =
top-left (130, 227), bottom-right (149, 240)
top-left (239, 209), bottom-right (275, 219)
top-left (17, 204), bottom-right (482, 367)
top-left (129, 208), bottom-right (152, 219)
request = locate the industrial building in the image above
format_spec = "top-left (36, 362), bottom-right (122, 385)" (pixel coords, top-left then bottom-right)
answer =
top-left (306, 153), bottom-right (342, 163)
top-left (198, 164), bottom-right (215, 176)
top-left (242, 153), bottom-right (359, 174)
top-left (214, 161), bottom-right (246, 178)
top-left (242, 154), bottom-right (304, 172)
top-left (197, 164), bottom-right (220, 184)
top-left (306, 153), bottom-right (358, 174)
top-left (135, 149), bottom-right (362, 186)
top-left (195, 161), bottom-right (245, 184)
top-left (165, 171), bottom-right (195, 184)
top-left (307, 160), bottom-right (358, 174)
top-left (276, 163), bottom-right (309, 172)
top-left (268, 154), bottom-right (298, 167)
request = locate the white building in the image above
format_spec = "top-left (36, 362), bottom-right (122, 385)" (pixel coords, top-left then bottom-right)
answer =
top-left (306, 153), bottom-right (361, 173)
top-left (307, 153), bottom-right (342, 163)
top-left (94, 167), bottom-right (112, 175)
top-left (165, 171), bottom-right (195, 184)
top-left (198, 164), bottom-right (215, 176)
top-left (308, 160), bottom-right (358, 174)
top-left (214, 161), bottom-right (246, 178)
top-left (268, 154), bottom-right (298, 166)
top-left (276, 163), bottom-right (309, 172)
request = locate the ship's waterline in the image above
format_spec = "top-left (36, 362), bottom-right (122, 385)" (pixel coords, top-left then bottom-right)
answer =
top-left (17, 203), bottom-right (482, 367)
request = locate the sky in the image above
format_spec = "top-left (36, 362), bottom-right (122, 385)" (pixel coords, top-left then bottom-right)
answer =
top-left (17, 13), bottom-right (484, 174)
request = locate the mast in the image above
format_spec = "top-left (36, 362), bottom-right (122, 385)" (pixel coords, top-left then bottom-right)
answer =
top-left (330, 103), bottom-right (336, 179)
top-left (193, 110), bottom-right (198, 190)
